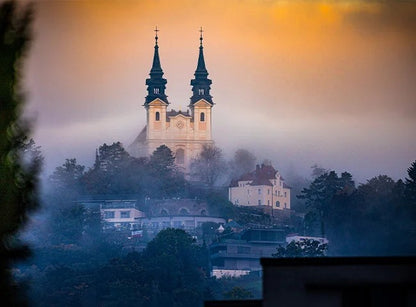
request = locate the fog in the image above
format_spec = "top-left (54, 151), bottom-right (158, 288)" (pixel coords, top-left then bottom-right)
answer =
top-left (23, 0), bottom-right (416, 183)
top-left (4, 1), bottom-right (416, 306)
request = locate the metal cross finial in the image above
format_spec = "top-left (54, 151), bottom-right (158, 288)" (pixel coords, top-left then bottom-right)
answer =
top-left (199, 26), bottom-right (203, 46)
top-left (154, 26), bottom-right (159, 45)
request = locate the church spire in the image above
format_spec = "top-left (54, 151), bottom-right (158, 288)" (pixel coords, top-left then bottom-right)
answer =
top-left (145, 26), bottom-right (168, 104)
top-left (190, 27), bottom-right (213, 105)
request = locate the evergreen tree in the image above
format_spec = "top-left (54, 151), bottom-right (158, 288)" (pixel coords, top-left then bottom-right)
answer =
top-left (49, 158), bottom-right (85, 198)
top-left (298, 171), bottom-right (355, 237)
top-left (405, 160), bottom-right (416, 205)
top-left (0, 1), bottom-right (37, 304)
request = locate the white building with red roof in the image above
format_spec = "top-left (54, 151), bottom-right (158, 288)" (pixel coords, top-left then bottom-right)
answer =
top-left (229, 164), bottom-right (291, 210)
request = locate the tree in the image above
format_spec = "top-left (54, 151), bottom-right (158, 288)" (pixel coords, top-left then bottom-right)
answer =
top-left (229, 149), bottom-right (256, 180)
top-left (142, 228), bottom-right (209, 307)
top-left (94, 142), bottom-right (130, 172)
top-left (405, 160), bottom-right (416, 205)
top-left (149, 144), bottom-right (176, 174)
top-left (310, 164), bottom-right (328, 179)
top-left (0, 1), bottom-right (37, 304)
top-left (223, 286), bottom-right (254, 300)
top-left (147, 145), bottom-right (186, 198)
top-left (272, 239), bottom-right (327, 257)
top-left (191, 144), bottom-right (227, 187)
top-left (49, 158), bottom-right (85, 195)
top-left (298, 171), bottom-right (355, 237)
top-left (83, 142), bottom-right (147, 195)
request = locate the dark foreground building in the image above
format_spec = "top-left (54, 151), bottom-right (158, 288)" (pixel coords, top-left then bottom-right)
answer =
top-left (205, 256), bottom-right (416, 307)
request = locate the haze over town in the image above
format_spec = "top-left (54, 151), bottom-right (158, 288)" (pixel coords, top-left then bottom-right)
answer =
top-left (23, 0), bottom-right (416, 183)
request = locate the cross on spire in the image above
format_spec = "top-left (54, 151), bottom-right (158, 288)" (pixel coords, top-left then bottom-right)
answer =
top-left (199, 27), bottom-right (203, 46)
top-left (154, 26), bottom-right (159, 45)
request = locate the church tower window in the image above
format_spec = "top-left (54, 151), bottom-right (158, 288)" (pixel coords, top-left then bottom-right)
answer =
top-left (154, 88), bottom-right (160, 94)
top-left (200, 112), bottom-right (205, 122)
top-left (155, 111), bottom-right (160, 121)
top-left (199, 88), bottom-right (204, 95)
top-left (176, 148), bottom-right (185, 164)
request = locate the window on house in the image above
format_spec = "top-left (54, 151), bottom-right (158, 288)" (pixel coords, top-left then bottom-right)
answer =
top-left (155, 111), bottom-right (160, 121)
top-left (200, 112), bottom-right (205, 122)
top-left (154, 88), bottom-right (159, 94)
top-left (268, 200), bottom-right (270, 205)
top-left (258, 199), bottom-right (261, 205)
top-left (268, 189), bottom-right (270, 195)
top-left (276, 201), bottom-right (280, 207)
top-left (284, 192), bottom-right (287, 197)
top-left (284, 203), bottom-right (287, 208)
top-left (104, 211), bottom-right (115, 219)
top-left (258, 189), bottom-right (261, 195)
top-left (179, 208), bottom-right (189, 215)
top-left (120, 211), bottom-right (130, 219)
top-left (198, 88), bottom-right (204, 95)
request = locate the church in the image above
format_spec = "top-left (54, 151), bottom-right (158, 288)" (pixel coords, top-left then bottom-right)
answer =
top-left (128, 29), bottom-right (214, 173)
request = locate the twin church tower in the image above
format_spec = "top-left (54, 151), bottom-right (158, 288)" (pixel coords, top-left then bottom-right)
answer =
top-left (128, 28), bottom-right (215, 172)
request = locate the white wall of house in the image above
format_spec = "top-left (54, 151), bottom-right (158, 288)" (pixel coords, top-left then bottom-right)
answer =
top-left (229, 173), bottom-right (290, 210)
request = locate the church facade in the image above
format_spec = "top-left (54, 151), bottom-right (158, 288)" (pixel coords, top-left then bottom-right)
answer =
top-left (129, 30), bottom-right (214, 172)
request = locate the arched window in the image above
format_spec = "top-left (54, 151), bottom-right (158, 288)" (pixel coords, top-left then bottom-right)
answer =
top-left (200, 209), bottom-right (207, 216)
top-left (160, 209), bottom-right (168, 216)
top-left (155, 111), bottom-right (160, 121)
top-left (179, 208), bottom-right (189, 215)
top-left (175, 148), bottom-right (185, 164)
top-left (200, 112), bottom-right (205, 122)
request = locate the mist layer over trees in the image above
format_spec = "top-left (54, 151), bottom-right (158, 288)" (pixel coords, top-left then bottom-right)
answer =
top-left (2, 1), bottom-right (415, 306)
top-left (13, 135), bottom-right (415, 305)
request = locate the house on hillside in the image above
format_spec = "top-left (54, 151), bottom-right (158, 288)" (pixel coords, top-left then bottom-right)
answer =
top-left (209, 228), bottom-right (287, 278)
top-left (229, 164), bottom-right (291, 210)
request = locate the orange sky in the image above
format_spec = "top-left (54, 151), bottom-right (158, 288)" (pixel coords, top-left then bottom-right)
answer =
top-left (24, 0), bottom-right (416, 182)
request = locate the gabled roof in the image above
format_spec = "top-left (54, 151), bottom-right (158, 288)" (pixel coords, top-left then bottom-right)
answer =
top-left (231, 164), bottom-right (283, 188)
top-left (250, 177), bottom-right (273, 187)
top-left (191, 98), bottom-right (214, 107)
top-left (146, 98), bottom-right (169, 106)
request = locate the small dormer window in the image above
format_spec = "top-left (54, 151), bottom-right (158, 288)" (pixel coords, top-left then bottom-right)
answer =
top-left (198, 88), bottom-right (204, 95)
top-left (154, 88), bottom-right (160, 94)
top-left (200, 112), bottom-right (205, 122)
top-left (155, 111), bottom-right (160, 121)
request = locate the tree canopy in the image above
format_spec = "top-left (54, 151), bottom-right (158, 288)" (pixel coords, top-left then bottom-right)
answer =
top-left (190, 144), bottom-right (227, 187)
top-left (0, 1), bottom-right (38, 304)
top-left (273, 239), bottom-right (327, 258)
